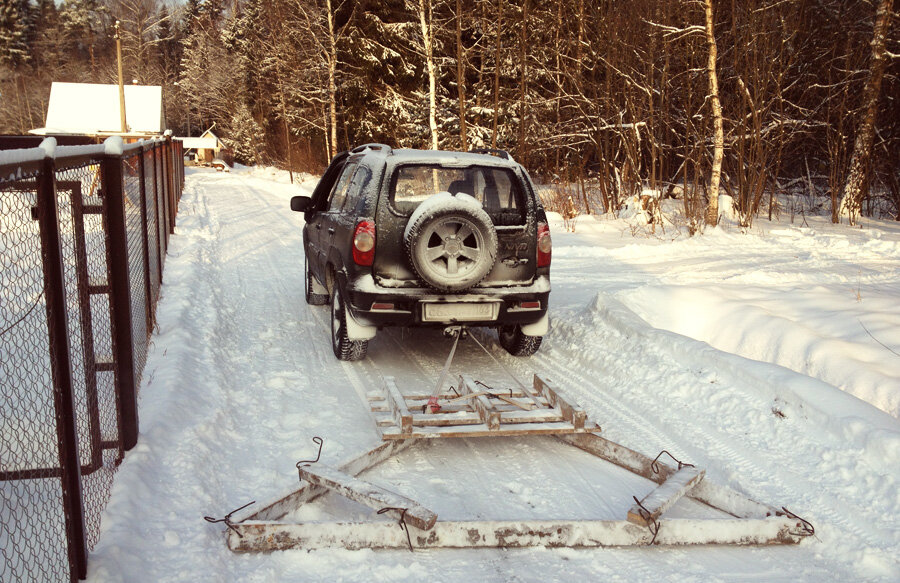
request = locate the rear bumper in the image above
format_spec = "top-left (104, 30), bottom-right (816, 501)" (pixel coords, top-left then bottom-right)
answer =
top-left (344, 275), bottom-right (550, 329)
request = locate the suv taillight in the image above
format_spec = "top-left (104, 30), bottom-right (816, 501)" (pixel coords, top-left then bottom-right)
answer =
top-left (353, 220), bottom-right (376, 266)
top-left (537, 222), bottom-right (551, 267)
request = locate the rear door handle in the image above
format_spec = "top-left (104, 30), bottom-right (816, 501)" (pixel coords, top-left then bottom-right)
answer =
top-left (328, 228), bottom-right (335, 234)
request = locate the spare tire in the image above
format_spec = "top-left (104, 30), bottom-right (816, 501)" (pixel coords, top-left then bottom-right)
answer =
top-left (404, 193), bottom-right (498, 292)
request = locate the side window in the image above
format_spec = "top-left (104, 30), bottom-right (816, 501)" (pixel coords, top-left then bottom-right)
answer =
top-left (343, 165), bottom-right (372, 214)
top-left (327, 160), bottom-right (359, 212)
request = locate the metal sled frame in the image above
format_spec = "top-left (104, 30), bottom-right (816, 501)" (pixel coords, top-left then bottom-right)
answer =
top-left (223, 374), bottom-right (811, 551)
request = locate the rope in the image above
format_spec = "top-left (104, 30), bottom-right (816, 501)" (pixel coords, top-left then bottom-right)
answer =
top-left (467, 331), bottom-right (530, 394)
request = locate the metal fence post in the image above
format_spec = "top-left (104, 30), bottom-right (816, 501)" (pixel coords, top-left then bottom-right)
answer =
top-left (101, 154), bottom-right (140, 451)
top-left (36, 154), bottom-right (88, 581)
top-left (137, 149), bottom-right (153, 329)
top-left (166, 139), bottom-right (176, 234)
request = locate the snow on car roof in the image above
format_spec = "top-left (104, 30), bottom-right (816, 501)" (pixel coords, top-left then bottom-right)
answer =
top-left (363, 148), bottom-right (520, 168)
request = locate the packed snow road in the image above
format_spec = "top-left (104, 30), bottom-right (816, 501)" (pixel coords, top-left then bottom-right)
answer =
top-left (86, 168), bottom-right (899, 582)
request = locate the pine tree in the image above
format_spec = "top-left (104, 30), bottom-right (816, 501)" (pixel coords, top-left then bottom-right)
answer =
top-left (224, 103), bottom-right (264, 165)
top-left (0, 0), bottom-right (32, 69)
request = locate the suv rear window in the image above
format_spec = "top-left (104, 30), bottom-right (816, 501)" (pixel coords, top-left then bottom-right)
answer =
top-left (391, 164), bottom-right (525, 226)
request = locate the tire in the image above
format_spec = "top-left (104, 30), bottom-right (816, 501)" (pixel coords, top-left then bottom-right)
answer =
top-left (331, 285), bottom-right (368, 361)
top-left (498, 325), bottom-right (542, 357)
top-left (305, 254), bottom-right (328, 305)
top-left (405, 198), bottom-right (497, 292)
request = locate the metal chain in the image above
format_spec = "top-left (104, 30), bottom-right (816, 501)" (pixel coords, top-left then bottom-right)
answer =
top-left (377, 507), bottom-right (414, 551)
top-left (203, 500), bottom-right (256, 539)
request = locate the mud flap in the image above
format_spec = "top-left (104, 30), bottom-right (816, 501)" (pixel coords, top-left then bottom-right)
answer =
top-left (521, 312), bottom-right (549, 336)
top-left (345, 308), bottom-right (377, 341)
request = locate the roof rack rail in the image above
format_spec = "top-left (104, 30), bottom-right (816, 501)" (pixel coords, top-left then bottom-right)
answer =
top-left (351, 143), bottom-right (393, 155)
top-left (469, 148), bottom-right (511, 160)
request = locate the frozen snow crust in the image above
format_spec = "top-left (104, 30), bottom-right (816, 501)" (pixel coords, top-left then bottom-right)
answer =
top-left (85, 166), bottom-right (899, 582)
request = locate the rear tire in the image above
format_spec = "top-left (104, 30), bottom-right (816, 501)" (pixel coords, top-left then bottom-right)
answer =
top-left (305, 255), bottom-right (328, 305)
top-left (331, 286), bottom-right (368, 361)
top-left (498, 325), bottom-right (542, 357)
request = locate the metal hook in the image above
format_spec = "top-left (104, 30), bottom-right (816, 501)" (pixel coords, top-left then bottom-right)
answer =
top-left (378, 507), bottom-right (414, 551)
top-left (203, 500), bottom-right (256, 538)
top-left (781, 507), bottom-right (815, 537)
top-left (631, 496), bottom-right (660, 545)
top-left (296, 436), bottom-right (324, 481)
top-left (651, 450), bottom-right (694, 475)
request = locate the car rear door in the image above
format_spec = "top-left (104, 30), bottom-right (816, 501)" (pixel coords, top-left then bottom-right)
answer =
top-left (318, 158), bottom-right (360, 269)
top-left (305, 153), bottom-right (350, 274)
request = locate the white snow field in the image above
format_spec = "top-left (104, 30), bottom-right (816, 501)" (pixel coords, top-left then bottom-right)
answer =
top-left (85, 167), bottom-right (899, 582)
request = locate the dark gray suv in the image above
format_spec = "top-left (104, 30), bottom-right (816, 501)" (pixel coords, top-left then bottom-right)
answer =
top-left (291, 144), bottom-right (551, 361)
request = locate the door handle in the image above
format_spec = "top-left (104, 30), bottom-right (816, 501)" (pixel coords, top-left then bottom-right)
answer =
top-left (315, 224), bottom-right (321, 229)
top-left (328, 228), bottom-right (335, 234)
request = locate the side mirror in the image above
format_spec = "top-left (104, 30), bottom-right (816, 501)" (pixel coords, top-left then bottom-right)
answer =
top-left (290, 195), bottom-right (312, 212)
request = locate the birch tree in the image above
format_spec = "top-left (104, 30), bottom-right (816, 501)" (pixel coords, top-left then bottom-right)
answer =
top-left (838, 0), bottom-right (895, 225)
top-left (704, 0), bottom-right (725, 226)
top-left (418, 0), bottom-right (439, 150)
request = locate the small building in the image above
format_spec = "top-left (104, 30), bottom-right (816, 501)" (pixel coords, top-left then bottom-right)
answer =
top-left (176, 129), bottom-right (223, 164)
top-left (30, 82), bottom-right (165, 138)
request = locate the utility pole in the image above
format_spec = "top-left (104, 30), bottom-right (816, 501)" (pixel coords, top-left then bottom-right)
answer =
top-left (115, 21), bottom-right (128, 133)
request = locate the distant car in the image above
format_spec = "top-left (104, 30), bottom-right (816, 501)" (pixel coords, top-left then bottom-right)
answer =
top-left (290, 144), bottom-right (551, 361)
top-left (211, 158), bottom-right (230, 172)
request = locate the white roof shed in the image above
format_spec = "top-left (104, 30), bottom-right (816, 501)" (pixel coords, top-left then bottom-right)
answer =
top-left (31, 82), bottom-right (165, 136)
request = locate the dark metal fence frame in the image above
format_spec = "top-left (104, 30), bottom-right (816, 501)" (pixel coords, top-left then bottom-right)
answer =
top-left (0, 135), bottom-right (184, 582)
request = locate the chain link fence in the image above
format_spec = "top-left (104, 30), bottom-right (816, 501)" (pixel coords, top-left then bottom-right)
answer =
top-left (0, 136), bottom-right (184, 582)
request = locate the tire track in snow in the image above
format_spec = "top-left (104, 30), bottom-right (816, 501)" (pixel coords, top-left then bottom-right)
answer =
top-left (539, 300), bottom-right (896, 563)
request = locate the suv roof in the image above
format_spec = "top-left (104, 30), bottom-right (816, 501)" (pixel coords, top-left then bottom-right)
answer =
top-left (349, 143), bottom-right (520, 169)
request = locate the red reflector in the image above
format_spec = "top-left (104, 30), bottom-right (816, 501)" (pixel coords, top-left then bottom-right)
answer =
top-left (370, 303), bottom-right (394, 311)
top-left (520, 301), bottom-right (541, 309)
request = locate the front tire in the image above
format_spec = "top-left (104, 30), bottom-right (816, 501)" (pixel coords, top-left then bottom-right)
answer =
top-left (331, 285), bottom-right (368, 361)
top-left (498, 325), bottom-right (542, 357)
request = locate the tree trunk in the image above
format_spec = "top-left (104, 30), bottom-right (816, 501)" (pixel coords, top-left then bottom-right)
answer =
top-left (490, 0), bottom-right (503, 148)
top-left (517, 0), bottom-right (529, 165)
top-left (838, 0), bottom-right (894, 225)
top-left (456, 0), bottom-right (468, 150)
top-left (419, 0), bottom-right (439, 150)
top-left (704, 0), bottom-right (725, 226)
top-left (327, 0), bottom-right (338, 159)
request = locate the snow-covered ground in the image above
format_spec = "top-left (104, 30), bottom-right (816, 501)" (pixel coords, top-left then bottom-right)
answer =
top-left (86, 167), bottom-right (899, 582)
